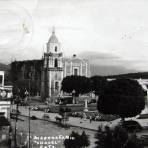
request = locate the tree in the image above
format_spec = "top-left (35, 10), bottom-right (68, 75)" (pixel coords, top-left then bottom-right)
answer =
top-left (59, 107), bottom-right (71, 117)
top-left (10, 60), bottom-right (42, 97)
top-left (90, 76), bottom-right (107, 96)
top-left (61, 76), bottom-right (91, 96)
top-left (64, 131), bottom-right (90, 148)
top-left (98, 78), bottom-right (145, 119)
top-left (59, 107), bottom-right (71, 125)
top-left (94, 126), bottom-right (144, 148)
top-left (80, 131), bottom-right (90, 148)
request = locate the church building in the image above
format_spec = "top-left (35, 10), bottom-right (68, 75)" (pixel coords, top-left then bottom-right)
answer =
top-left (11, 29), bottom-right (90, 100)
top-left (41, 29), bottom-right (89, 99)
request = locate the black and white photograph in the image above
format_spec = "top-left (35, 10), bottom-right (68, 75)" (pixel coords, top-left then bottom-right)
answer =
top-left (0, 0), bottom-right (148, 147)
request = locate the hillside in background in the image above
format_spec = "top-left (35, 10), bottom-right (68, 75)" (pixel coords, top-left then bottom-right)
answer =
top-left (79, 51), bottom-right (137, 76)
top-left (0, 63), bottom-right (10, 71)
top-left (90, 64), bottom-right (136, 76)
top-left (105, 72), bottom-right (148, 79)
top-left (78, 51), bottom-right (148, 79)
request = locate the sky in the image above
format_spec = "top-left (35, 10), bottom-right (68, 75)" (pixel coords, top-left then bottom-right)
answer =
top-left (0, 0), bottom-right (148, 72)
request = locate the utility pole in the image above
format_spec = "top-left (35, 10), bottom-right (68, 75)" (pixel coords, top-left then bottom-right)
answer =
top-left (28, 77), bottom-right (31, 148)
top-left (14, 97), bottom-right (19, 148)
top-left (28, 106), bottom-right (31, 148)
top-left (9, 100), bottom-right (12, 148)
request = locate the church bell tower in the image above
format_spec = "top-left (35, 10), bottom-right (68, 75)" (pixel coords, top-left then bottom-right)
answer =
top-left (41, 28), bottom-right (63, 100)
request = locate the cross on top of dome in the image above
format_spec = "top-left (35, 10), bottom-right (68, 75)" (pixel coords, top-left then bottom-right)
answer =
top-left (52, 26), bottom-right (55, 34)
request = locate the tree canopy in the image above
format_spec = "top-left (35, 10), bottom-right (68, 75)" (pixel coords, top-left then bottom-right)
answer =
top-left (64, 131), bottom-right (90, 148)
top-left (61, 75), bottom-right (91, 96)
top-left (95, 126), bottom-right (144, 148)
top-left (90, 76), bottom-right (107, 96)
top-left (97, 78), bottom-right (145, 118)
top-left (10, 60), bottom-right (42, 97)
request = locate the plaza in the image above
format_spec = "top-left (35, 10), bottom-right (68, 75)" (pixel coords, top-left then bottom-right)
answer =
top-left (10, 105), bottom-right (98, 148)
top-left (7, 101), bottom-right (148, 148)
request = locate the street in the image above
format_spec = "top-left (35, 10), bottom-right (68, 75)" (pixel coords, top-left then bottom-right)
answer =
top-left (10, 105), bottom-right (97, 148)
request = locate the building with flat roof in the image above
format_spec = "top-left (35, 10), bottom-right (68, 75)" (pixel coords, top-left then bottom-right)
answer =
top-left (0, 101), bottom-right (10, 118)
top-left (0, 71), bottom-right (4, 87)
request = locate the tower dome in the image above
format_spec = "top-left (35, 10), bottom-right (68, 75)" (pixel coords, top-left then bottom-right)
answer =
top-left (46, 28), bottom-right (61, 53)
top-left (48, 29), bottom-right (59, 43)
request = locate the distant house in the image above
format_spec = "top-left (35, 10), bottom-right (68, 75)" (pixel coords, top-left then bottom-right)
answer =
top-left (0, 101), bottom-right (11, 119)
top-left (0, 71), bottom-right (13, 101)
top-left (0, 71), bottom-right (11, 119)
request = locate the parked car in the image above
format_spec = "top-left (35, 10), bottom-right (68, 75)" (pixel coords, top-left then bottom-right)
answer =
top-left (31, 106), bottom-right (39, 111)
top-left (42, 114), bottom-right (50, 121)
top-left (55, 116), bottom-right (62, 123)
top-left (30, 115), bottom-right (38, 120)
top-left (11, 109), bottom-right (21, 115)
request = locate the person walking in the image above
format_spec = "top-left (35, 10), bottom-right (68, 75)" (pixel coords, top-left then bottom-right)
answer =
top-left (90, 116), bottom-right (92, 123)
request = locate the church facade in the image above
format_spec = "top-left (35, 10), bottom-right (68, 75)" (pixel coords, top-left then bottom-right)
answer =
top-left (41, 30), bottom-right (89, 99)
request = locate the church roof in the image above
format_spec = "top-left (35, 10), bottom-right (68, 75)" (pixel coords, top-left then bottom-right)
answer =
top-left (63, 55), bottom-right (89, 63)
top-left (48, 30), bottom-right (59, 43)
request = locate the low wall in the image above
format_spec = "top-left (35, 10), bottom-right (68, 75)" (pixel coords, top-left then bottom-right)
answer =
top-left (49, 104), bottom-right (97, 113)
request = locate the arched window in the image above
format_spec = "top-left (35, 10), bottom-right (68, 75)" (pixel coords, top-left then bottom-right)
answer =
top-left (54, 58), bottom-right (58, 67)
top-left (55, 81), bottom-right (59, 90)
top-left (55, 46), bottom-right (57, 52)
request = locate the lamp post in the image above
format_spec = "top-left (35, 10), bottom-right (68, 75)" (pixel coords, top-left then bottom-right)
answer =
top-left (9, 100), bottom-right (12, 148)
top-left (14, 106), bottom-right (17, 147)
top-left (83, 98), bottom-right (88, 112)
top-left (28, 76), bottom-right (31, 148)
top-left (26, 72), bottom-right (32, 148)
top-left (72, 90), bottom-right (76, 104)
top-left (14, 96), bottom-right (19, 148)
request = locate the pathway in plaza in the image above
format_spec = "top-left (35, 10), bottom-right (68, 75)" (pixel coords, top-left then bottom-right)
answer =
top-left (16, 106), bottom-right (109, 131)
top-left (13, 105), bottom-right (148, 132)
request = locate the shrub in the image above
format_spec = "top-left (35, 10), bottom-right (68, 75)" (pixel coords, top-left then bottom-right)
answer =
top-left (95, 126), bottom-right (144, 148)
top-left (64, 131), bottom-right (90, 148)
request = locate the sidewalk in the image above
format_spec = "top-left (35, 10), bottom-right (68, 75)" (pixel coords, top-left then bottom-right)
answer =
top-left (18, 106), bottom-right (108, 131)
